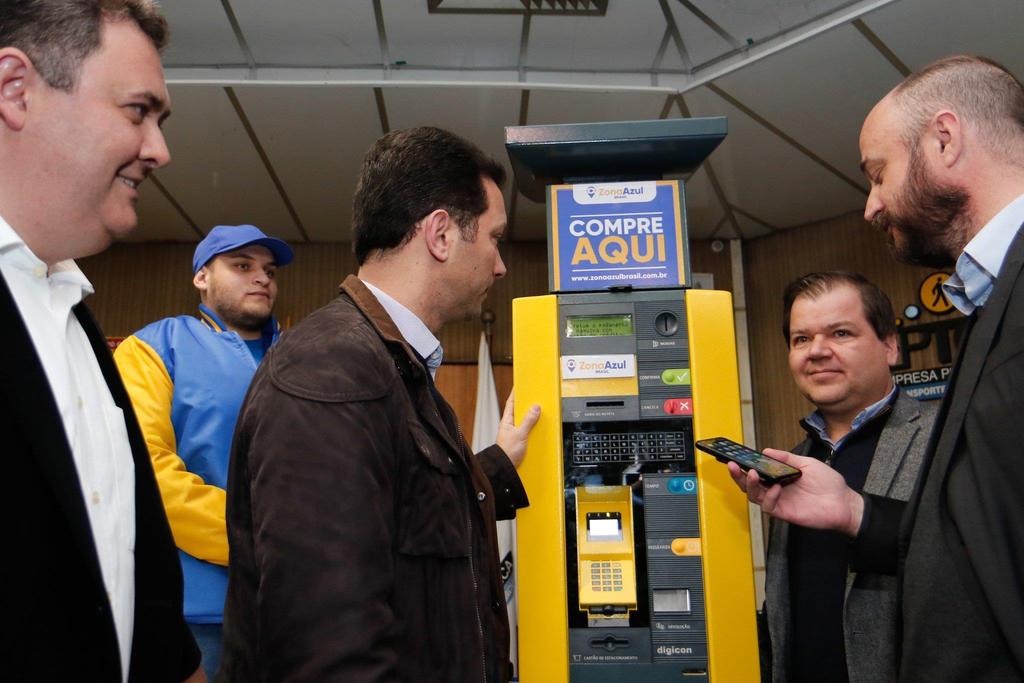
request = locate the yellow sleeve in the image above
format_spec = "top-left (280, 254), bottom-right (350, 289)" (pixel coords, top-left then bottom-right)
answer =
top-left (114, 335), bottom-right (229, 566)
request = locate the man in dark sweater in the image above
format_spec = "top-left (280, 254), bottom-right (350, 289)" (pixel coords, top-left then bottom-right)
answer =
top-left (763, 272), bottom-right (935, 683)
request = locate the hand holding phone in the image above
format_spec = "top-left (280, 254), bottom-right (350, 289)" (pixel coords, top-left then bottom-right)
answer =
top-left (695, 437), bottom-right (802, 486)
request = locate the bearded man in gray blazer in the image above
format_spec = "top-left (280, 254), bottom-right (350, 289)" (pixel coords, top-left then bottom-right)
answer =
top-left (763, 271), bottom-right (936, 683)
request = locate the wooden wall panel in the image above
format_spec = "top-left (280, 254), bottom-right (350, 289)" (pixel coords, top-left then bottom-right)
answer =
top-left (743, 211), bottom-right (964, 450)
top-left (83, 228), bottom-right (956, 456)
top-left (448, 242), bottom-right (549, 363)
top-left (80, 239), bottom-right (730, 345)
top-left (689, 239), bottom-right (734, 293)
top-left (78, 241), bottom-right (539, 439)
top-left (79, 238), bottom-right (731, 444)
top-left (79, 241), bottom-right (550, 362)
top-left (79, 243), bottom-right (199, 337)
top-left (435, 363), bottom-right (513, 445)
top-left (79, 242), bottom-right (362, 337)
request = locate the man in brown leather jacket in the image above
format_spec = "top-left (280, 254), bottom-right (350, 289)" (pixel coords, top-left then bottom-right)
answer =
top-left (219, 126), bottom-right (540, 683)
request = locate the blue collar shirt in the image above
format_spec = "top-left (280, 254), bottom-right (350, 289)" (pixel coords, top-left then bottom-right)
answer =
top-left (942, 192), bottom-right (1024, 315)
top-left (802, 385), bottom-right (898, 452)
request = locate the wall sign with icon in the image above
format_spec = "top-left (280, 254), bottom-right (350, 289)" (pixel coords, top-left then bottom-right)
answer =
top-left (892, 272), bottom-right (962, 400)
top-left (919, 272), bottom-right (955, 314)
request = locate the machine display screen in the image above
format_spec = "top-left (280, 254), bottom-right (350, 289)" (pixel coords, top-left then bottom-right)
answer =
top-left (566, 314), bottom-right (633, 338)
top-left (586, 512), bottom-right (623, 541)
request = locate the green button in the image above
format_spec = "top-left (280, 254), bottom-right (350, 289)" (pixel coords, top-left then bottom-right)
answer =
top-left (661, 368), bottom-right (691, 385)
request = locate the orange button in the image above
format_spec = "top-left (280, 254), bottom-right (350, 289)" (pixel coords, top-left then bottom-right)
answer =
top-left (671, 538), bottom-right (702, 556)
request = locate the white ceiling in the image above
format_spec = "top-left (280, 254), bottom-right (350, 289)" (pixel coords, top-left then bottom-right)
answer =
top-left (132, 0), bottom-right (1022, 244)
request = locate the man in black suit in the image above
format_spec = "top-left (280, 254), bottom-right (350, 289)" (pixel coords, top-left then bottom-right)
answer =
top-left (733, 55), bottom-right (1024, 681)
top-left (0, 1), bottom-right (202, 681)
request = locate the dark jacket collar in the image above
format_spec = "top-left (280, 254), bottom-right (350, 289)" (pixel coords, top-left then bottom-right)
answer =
top-left (339, 275), bottom-right (467, 456)
top-left (340, 275), bottom-right (428, 373)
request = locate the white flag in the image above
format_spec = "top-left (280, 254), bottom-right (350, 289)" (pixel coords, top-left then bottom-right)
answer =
top-left (471, 332), bottom-right (519, 678)
top-left (472, 331), bottom-right (501, 451)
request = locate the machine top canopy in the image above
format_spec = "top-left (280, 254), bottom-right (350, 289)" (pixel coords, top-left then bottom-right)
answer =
top-left (504, 117), bottom-right (727, 202)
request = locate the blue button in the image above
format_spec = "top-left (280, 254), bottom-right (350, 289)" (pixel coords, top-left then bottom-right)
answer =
top-left (668, 476), bottom-right (697, 494)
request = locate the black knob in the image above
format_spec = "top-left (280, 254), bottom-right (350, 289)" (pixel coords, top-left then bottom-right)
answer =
top-left (655, 311), bottom-right (679, 336)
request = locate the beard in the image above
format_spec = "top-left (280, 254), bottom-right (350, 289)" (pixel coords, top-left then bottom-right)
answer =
top-left (208, 294), bottom-right (272, 334)
top-left (219, 304), bottom-right (270, 333)
top-left (871, 147), bottom-right (971, 267)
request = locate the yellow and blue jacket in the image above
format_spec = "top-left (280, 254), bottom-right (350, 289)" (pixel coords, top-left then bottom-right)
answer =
top-left (114, 304), bottom-right (281, 623)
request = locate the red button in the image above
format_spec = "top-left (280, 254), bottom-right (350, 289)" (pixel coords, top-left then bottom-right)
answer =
top-left (662, 398), bottom-right (693, 415)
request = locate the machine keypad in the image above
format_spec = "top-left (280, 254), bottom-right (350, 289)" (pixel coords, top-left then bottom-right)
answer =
top-left (588, 561), bottom-right (624, 591)
top-left (572, 431), bottom-right (686, 465)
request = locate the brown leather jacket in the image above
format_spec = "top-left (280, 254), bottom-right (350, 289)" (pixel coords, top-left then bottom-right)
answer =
top-left (219, 276), bottom-right (528, 683)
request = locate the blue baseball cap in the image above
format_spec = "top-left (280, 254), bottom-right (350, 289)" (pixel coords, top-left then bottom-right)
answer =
top-left (192, 225), bottom-right (294, 274)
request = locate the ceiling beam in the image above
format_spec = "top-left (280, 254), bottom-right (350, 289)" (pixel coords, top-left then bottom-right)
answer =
top-left (427, 0), bottom-right (606, 15)
top-left (166, 0), bottom-right (899, 93)
top-left (674, 0), bottom-right (742, 51)
top-left (517, 10), bottom-right (532, 82)
top-left (705, 82), bottom-right (868, 196)
top-left (851, 18), bottom-right (911, 77)
top-left (224, 87), bottom-right (310, 242)
top-left (518, 89), bottom-right (531, 126)
top-left (651, 27), bottom-right (673, 78)
top-left (730, 204), bottom-right (781, 233)
top-left (697, 163), bottom-right (743, 238)
top-left (373, 87), bottom-right (390, 134)
top-left (506, 89), bottom-right (531, 242)
top-left (657, 0), bottom-right (692, 73)
top-left (676, 0), bottom-right (900, 90)
top-left (372, 0), bottom-right (392, 72)
top-left (149, 175), bottom-right (205, 239)
top-left (674, 94), bottom-right (742, 238)
top-left (658, 93), bottom-right (674, 119)
top-left (219, 0), bottom-right (255, 73)
top-left (708, 213), bottom-right (732, 239)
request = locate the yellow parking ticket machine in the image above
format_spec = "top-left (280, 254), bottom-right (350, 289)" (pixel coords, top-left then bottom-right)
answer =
top-left (506, 119), bottom-right (760, 682)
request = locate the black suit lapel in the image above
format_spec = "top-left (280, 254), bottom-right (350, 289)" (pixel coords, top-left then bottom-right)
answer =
top-left (898, 223), bottom-right (1024, 626)
top-left (899, 312), bottom-right (974, 541)
top-left (903, 226), bottom-right (1024, 540)
top-left (928, 225), bottom-right (1024, 486)
top-left (0, 273), bottom-right (105, 592)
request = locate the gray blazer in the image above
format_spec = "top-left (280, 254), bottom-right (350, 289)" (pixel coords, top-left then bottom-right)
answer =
top-left (764, 391), bottom-right (937, 683)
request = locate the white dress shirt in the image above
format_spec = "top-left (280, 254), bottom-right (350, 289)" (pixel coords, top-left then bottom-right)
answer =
top-left (0, 215), bottom-right (135, 681)
top-left (363, 279), bottom-right (443, 377)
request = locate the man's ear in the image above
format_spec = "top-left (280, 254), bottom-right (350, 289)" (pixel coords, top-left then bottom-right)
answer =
top-left (884, 333), bottom-right (900, 367)
top-left (193, 267), bottom-right (209, 297)
top-left (421, 209), bottom-right (454, 263)
top-left (0, 49), bottom-right (32, 132)
top-left (929, 110), bottom-right (963, 170)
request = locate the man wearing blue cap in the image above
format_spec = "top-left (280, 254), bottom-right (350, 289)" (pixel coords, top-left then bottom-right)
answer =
top-left (114, 224), bottom-right (293, 678)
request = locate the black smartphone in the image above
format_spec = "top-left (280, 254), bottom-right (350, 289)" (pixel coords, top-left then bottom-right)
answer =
top-left (695, 437), bottom-right (802, 486)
